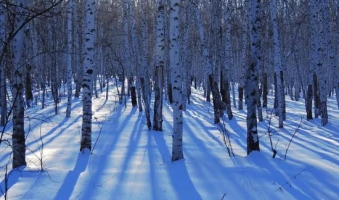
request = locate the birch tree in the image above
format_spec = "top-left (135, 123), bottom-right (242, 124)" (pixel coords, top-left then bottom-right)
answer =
top-left (140, 0), bottom-right (152, 129)
top-left (122, 1), bottom-right (136, 107)
top-left (222, 1), bottom-right (233, 120)
top-left (49, 16), bottom-right (60, 115)
top-left (80, 0), bottom-right (96, 151)
top-left (317, 0), bottom-right (328, 125)
top-left (246, 0), bottom-right (261, 155)
top-left (11, 0), bottom-right (28, 168)
top-left (128, 0), bottom-right (143, 112)
top-left (270, 0), bottom-right (284, 128)
top-left (195, 1), bottom-right (222, 123)
top-left (153, 0), bottom-right (165, 131)
top-left (170, 0), bottom-right (183, 161)
top-left (66, 0), bottom-right (73, 118)
top-left (239, 0), bottom-right (249, 111)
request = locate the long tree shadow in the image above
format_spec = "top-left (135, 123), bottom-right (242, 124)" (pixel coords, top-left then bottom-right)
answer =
top-left (53, 150), bottom-right (90, 200)
top-left (76, 105), bottom-right (140, 199)
top-left (0, 167), bottom-right (22, 199)
top-left (150, 130), bottom-right (201, 200)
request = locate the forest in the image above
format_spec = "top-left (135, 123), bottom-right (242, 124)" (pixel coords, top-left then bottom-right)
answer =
top-left (0, 0), bottom-right (339, 199)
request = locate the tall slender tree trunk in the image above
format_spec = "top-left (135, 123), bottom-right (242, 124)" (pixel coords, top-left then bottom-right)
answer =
top-left (153, 0), bottom-right (165, 131)
top-left (66, 0), bottom-right (73, 117)
top-left (140, 0), bottom-right (152, 130)
top-left (271, 0), bottom-right (284, 128)
top-left (128, 0), bottom-right (144, 113)
top-left (223, 1), bottom-right (233, 120)
top-left (80, 0), bottom-right (96, 151)
top-left (318, 0), bottom-right (328, 125)
top-left (195, 0), bottom-right (222, 123)
top-left (308, 0), bottom-right (319, 120)
top-left (74, 0), bottom-right (82, 98)
top-left (49, 20), bottom-right (59, 115)
top-left (239, 0), bottom-right (249, 111)
top-left (122, 1), bottom-right (135, 107)
top-left (247, 0), bottom-right (261, 155)
top-left (12, 0), bottom-right (28, 168)
top-left (170, 0), bottom-right (183, 161)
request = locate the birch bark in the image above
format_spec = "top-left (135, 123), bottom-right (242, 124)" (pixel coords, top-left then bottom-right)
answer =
top-left (66, 0), bottom-right (73, 117)
top-left (170, 0), bottom-right (183, 161)
top-left (153, 0), bottom-right (165, 131)
top-left (246, 0), bottom-right (261, 155)
top-left (12, 0), bottom-right (28, 168)
top-left (270, 0), bottom-right (284, 128)
top-left (80, 0), bottom-right (96, 151)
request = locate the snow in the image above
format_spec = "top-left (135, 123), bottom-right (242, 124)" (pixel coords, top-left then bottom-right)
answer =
top-left (1, 84), bottom-right (339, 200)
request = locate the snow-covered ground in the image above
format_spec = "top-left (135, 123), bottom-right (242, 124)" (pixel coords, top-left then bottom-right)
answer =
top-left (1, 83), bottom-right (339, 200)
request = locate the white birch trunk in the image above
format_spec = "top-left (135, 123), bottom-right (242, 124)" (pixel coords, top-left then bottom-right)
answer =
top-left (140, 0), bottom-right (152, 129)
top-left (239, 0), bottom-right (249, 111)
top-left (170, 0), bottom-right (183, 161)
top-left (180, 4), bottom-right (188, 111)
top-left (12, 0), bottom-right (28, 168)
top-left (66, 0), bottom-right (73, 118)
top-left (122, 1), bottom-right (135, 107)
top-left (223, 1), bottom-right (233, 119)
top-left (246, 0), bottom-right (260, 155)
top-left (128, 0), bottom-right (143, 112)
top-left (153, 0), bottom-right (165, 131)
top-left (80, 0), bottom-right (96, 151)
top-left (195, 1), bottom-right (222, 123)
top-left (310, 0), bottom-right (321, 118)
top-left (270, 0), bottom-right (284, 128)
top-left (74, 0), bottom-right (83, 98)
top-left (318, 0), bottom-right (328, 125)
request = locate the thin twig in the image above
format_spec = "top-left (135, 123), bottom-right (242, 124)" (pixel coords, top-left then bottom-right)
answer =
top-left (284, 116), bottom-right (303, 160)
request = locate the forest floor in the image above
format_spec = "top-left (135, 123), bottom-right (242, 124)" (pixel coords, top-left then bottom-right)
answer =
top-left (1, 83), bottom-right (339, 200)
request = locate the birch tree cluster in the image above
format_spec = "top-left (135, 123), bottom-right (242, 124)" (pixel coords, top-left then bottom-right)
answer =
top-left (1, 0), bottom-right (339, 168)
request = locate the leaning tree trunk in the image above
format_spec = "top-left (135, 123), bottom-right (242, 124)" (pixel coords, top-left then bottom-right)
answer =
top-left (80, 0), bottom-right (96, 151)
